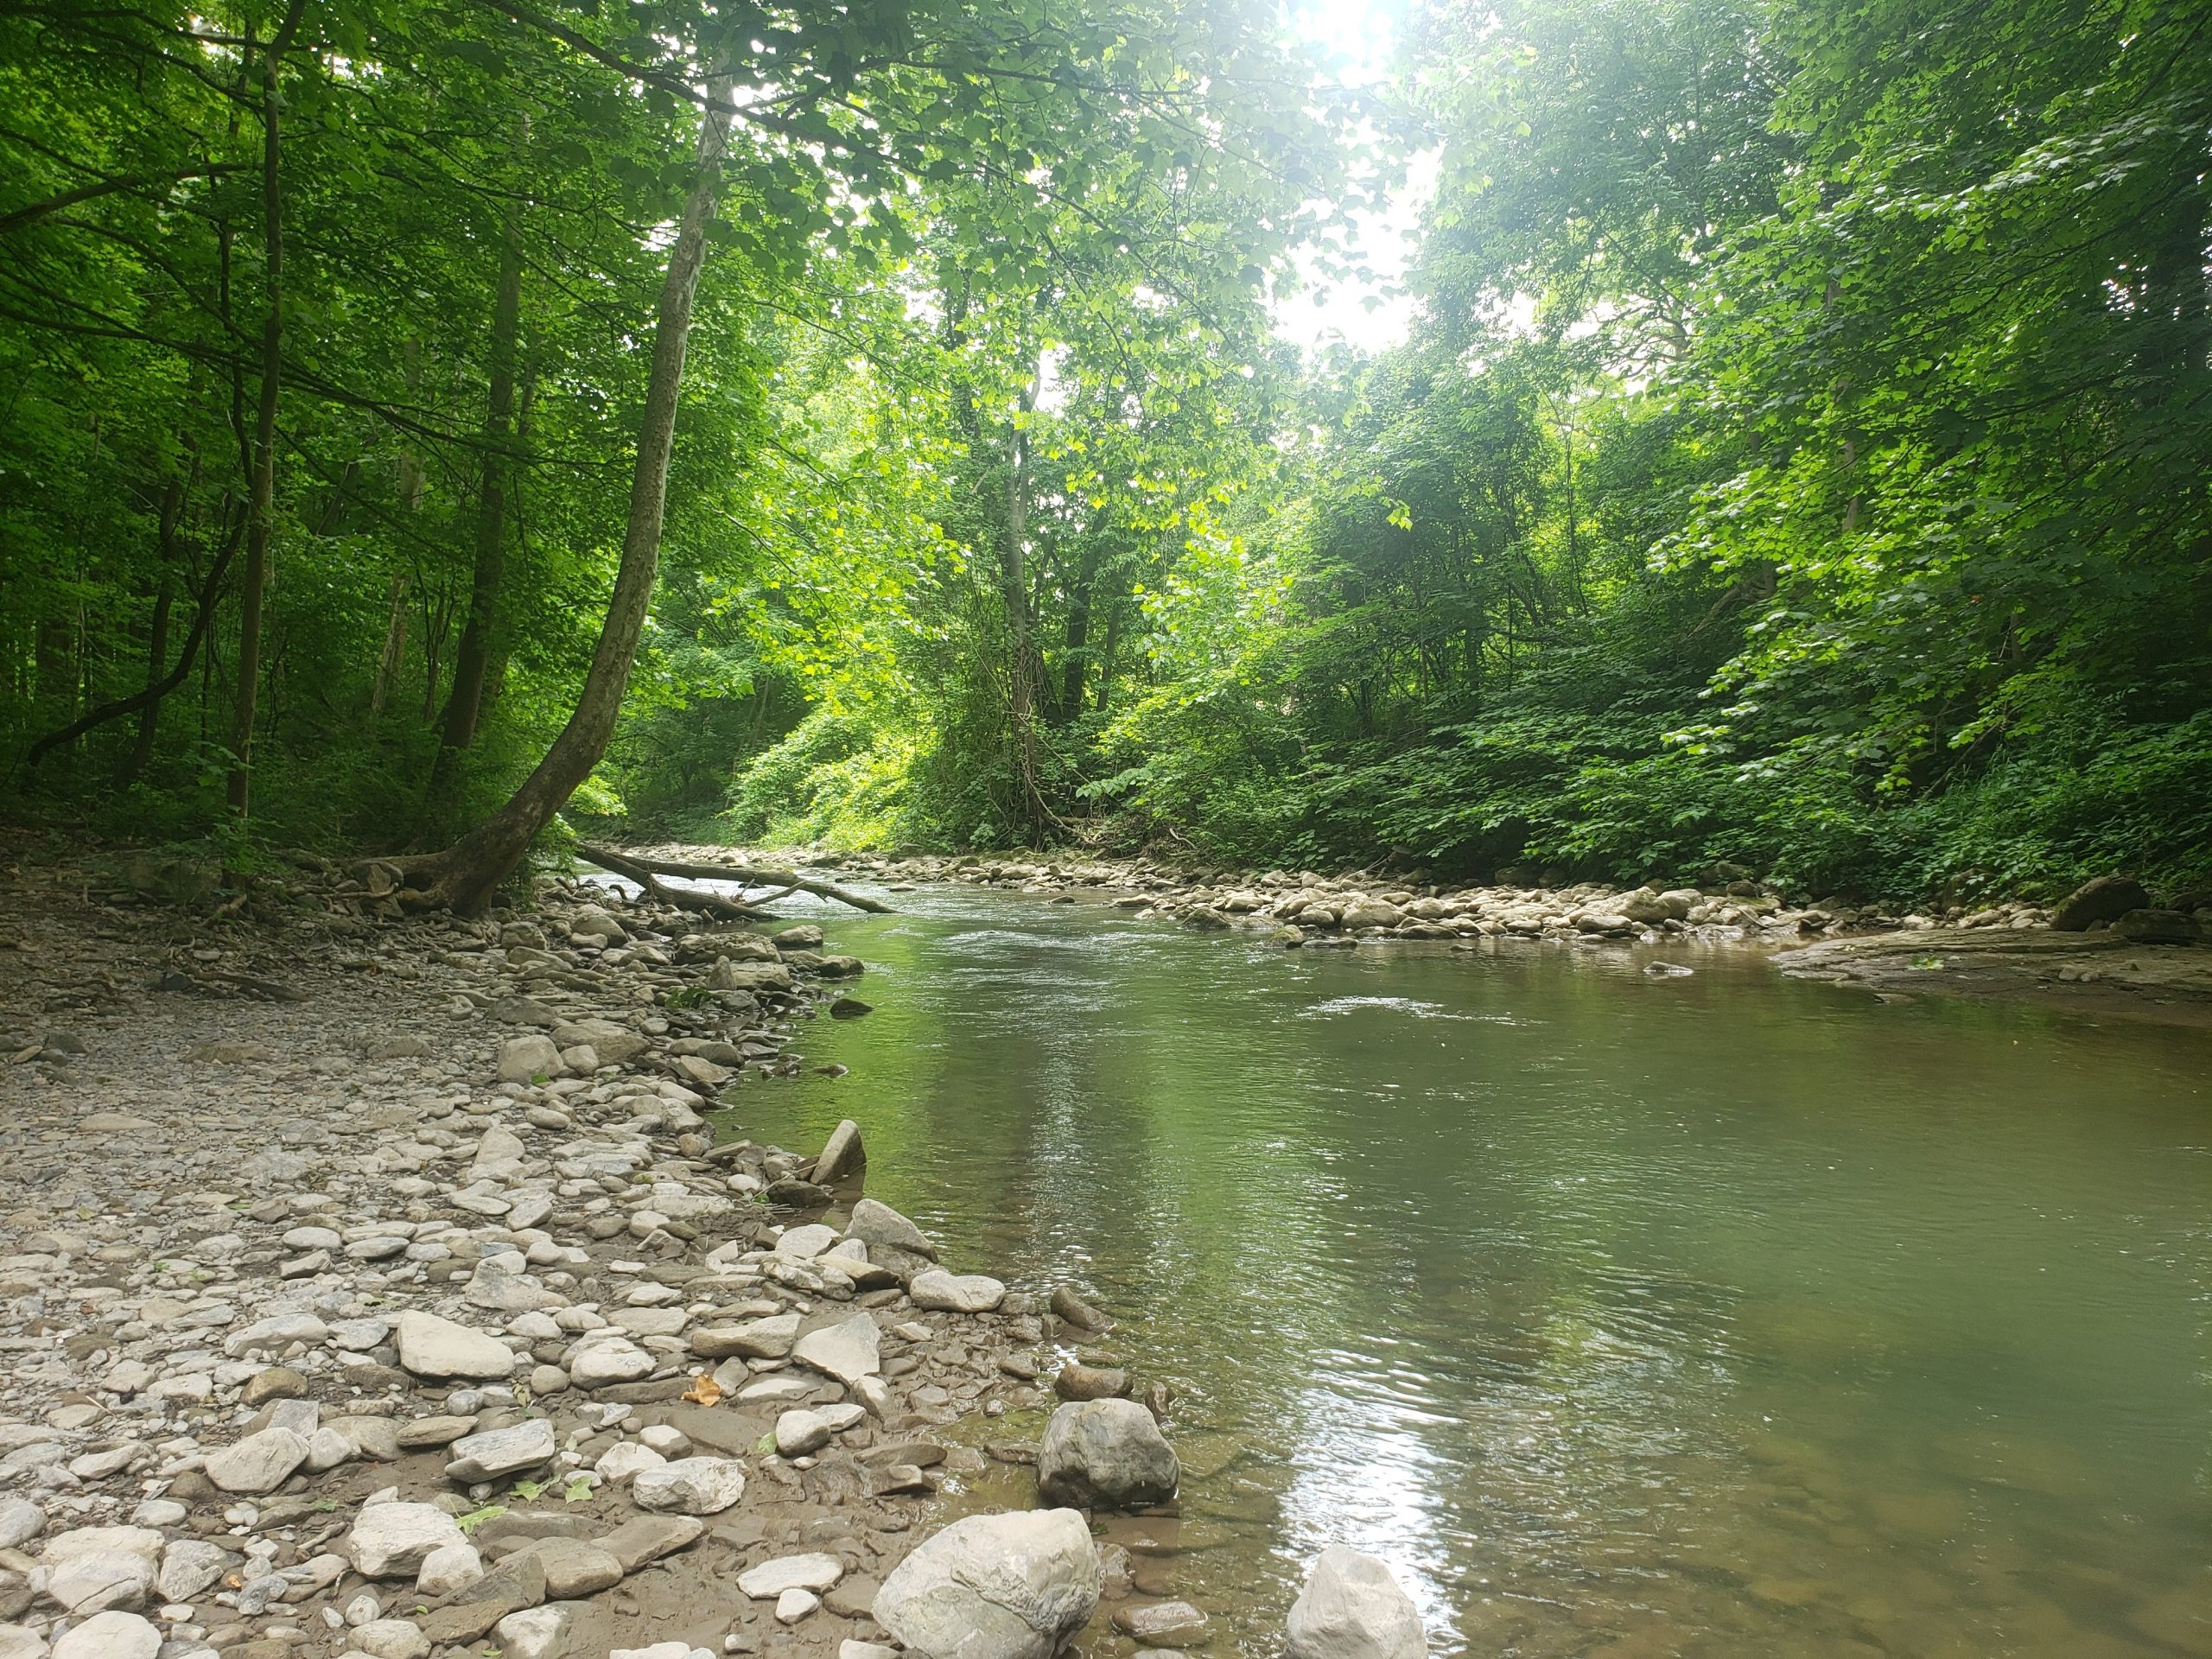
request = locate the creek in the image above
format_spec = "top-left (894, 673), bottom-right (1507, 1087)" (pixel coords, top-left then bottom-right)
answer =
top-left (712, 881), bottom-right (2212, 1657)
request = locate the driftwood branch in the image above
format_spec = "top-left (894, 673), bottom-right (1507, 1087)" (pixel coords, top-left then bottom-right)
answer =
top-left (575, 845), bottom-right (892, 912)
top-left (570, 844), bottom-right (764, 921)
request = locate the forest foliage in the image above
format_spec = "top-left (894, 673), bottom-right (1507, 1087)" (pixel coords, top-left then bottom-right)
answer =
top-left (3, 0), bottom-right (2208, 903)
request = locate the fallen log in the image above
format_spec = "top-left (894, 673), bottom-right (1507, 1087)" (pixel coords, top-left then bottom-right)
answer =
top-left (575, 845), bottom-right (893, 913)
top-left (569, 844), bottom-right (764, 922)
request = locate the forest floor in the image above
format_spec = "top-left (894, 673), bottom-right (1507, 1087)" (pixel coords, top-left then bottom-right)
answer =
top-left (0, 838), bottom-right (1152, 1659)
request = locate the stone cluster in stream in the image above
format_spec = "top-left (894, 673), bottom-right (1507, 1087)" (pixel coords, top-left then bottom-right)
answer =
top-left (718, 852), bottom-right (2068, 947)
top-left (0, 864), bottom-right (1431, 1659)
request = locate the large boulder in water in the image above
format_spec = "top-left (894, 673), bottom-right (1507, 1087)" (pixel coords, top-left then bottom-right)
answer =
top-left (2050, 875), bottom-right (2148, 931)
top-left (874, 1509), bottom-right (1100, 1659)
top-left (812, 1117), bottom-right (866, 1184)
top-left (1035, 1399), bottom-right (1178, 1510)
top-left (1285, 1545), bottom-right (1425, 1659)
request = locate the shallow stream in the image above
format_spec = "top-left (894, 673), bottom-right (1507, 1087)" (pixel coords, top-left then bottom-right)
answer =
top-left (713, 883), bottom-right (2212, 1657)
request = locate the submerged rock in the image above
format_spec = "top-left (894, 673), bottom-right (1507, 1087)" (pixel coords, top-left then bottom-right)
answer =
top-left (1049, 1286), bottom-right (1111, 1332)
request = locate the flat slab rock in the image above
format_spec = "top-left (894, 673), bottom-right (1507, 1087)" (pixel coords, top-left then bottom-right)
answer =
top-left (738, 1552), bottom-right (846, 1599)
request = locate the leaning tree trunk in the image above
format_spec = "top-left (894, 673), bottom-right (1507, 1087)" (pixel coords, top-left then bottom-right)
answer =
top-left (226, 0), bottom-right (308, 817)
top-left (390, 74), bottom-right (736, 913)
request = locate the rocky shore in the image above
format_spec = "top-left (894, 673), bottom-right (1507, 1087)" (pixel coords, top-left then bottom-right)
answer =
top-left (0, 854), bottom-right (1426, 1659)
top-left (715, 849), bottom-right (1991, 947)
top-left (739, 851), bottom-right (2209, 1020)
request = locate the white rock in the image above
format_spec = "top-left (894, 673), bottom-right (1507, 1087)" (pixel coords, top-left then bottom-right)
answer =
top-left (471, 1124), bottom-right (529, 1179)
top-left (223, 1313), bottom-right (330, 1356)
top-left (394, 1311), bottom-right (515, 1381)
top-left (0, 1498), bottom-right (43, 1550)
top-left (51, 1611), bottom-right (160, 1659)
top-left (345, 1502), bottom-right (467, 1579)
top-left (38, 1526), bottom-right (162, 1566)
top-left (0, 1624), bottom-right (47, 1659)
top-left (415, 1541), bottom-right (483, 1598)
top-left (495, 1604), bottom-right (578, 1659)
top-left (498, 1033), bottom-right (563, 1083)
top-left (632, 1456), bottom-right (747, 1516)
top-left (777, 1586), bottom-right (821, 1624)
top-left (791, 1313), bottom-right (880, 1384)
top-left (307, 1425), bottom-right (357, 1471)
top-left (874, 1510), bottom-right (1101, 1659)
top-left (47, 1548), bottom-right (154, 1614)
top-left (156, 1538), bottom-right (232, 1601)
top-left (773, 1224), bottom-right (838, 1260)
top-left (775, 1410), bottom-right (831, 1458)
top-left (203, 1426), bottom-right (309, 1495)
top-left (442, 1418), bottom-right (555, 1482)
top-left (734, 1375), bottom-right (817, 1404)
top-left (1284, 1545), bottom-right (1426, 1659)
top-left (569, 1340), bottom-right (653, 1387)
top-left (352, 1618), bottom-right (432, 1659)
top-left (908, 1268), bottom-right (1006, 1313)
top-left (593, 1441), bottom-right (667, 1483)
top-left (738, 1553), bottom-right (845, 1599)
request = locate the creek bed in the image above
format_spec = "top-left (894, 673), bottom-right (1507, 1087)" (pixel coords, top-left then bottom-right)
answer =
top-left (710, 881), bottom-right (2211, 1658)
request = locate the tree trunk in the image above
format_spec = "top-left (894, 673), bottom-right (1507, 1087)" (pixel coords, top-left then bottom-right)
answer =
top-left (369, 571), bottom-right (409, 717)
top-left (433, 164), bottom-right (527, 783)
top-left (123, 476), bottom-right (188, 784)
top-left (1057, 537), bottom-right (1101, 722)
top-left (391, 72), bottom-right (737, 913)
top-left (226, 0), bottom-right (308, 818)
top-left (1094, 597), bottom-right (1122, 715)
top-left (1002, 358), bottom-right (1052, 842)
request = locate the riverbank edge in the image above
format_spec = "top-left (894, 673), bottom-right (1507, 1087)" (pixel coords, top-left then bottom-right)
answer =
top-left (623, 842), bottom-right (2212, 1030)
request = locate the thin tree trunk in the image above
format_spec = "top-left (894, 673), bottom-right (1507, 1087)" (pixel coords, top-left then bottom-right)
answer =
top-left (1058, 538), bottom-right (1100, 722)
top-left (369, 572), bottom-right (409, 717)
top-left (124, 476), bottom-right (188, 783)
top-left (1003, 357), bottom-right (1051, 842)
top-left (373, 340), bottom-right (423, 721)
top-left (1094, 598), bottom-right (1122, 715)
top-left (226, 0), bottom-right (308, 818)
top-left (22, 511), bottom-right (243, 775)
top-left (391, 70), bottom-right (737, 912)
top-left (434, 163), bottom-right (527, 782)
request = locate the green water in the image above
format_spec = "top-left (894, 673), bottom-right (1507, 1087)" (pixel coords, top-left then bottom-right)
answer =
top-left (718, 886), bottom-right (2212, 1657)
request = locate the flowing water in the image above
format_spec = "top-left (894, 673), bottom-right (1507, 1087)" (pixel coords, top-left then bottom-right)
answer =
top-left (708, 883), bottom-right (2212, 1658)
